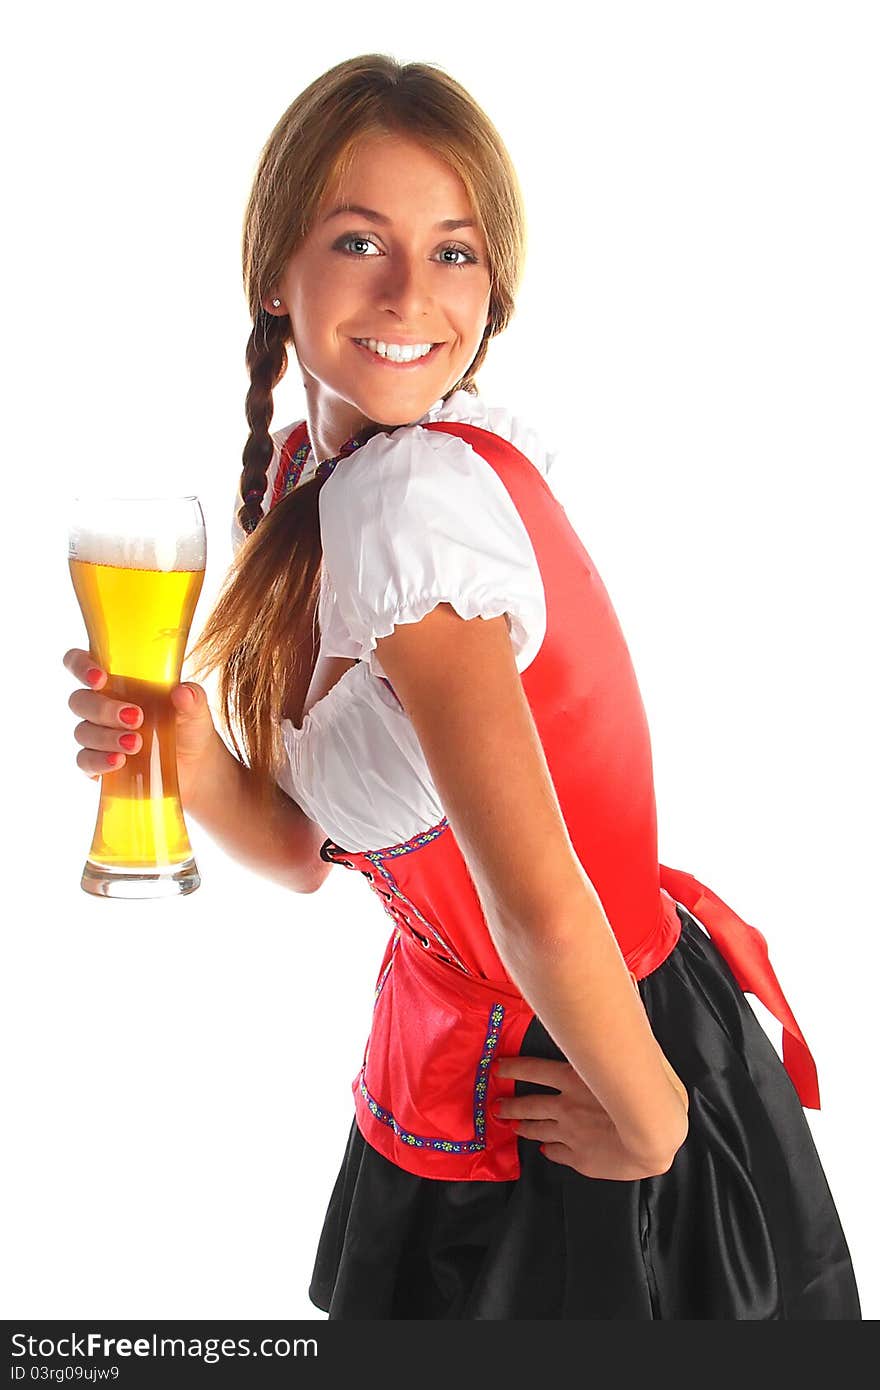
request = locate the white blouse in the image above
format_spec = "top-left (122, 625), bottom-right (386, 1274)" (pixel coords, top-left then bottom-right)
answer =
top-left (230, 389), bottom-right (561, 852)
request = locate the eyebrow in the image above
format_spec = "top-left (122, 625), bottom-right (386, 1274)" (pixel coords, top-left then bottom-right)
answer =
top-left (322, 202), bottom-right (476, 231)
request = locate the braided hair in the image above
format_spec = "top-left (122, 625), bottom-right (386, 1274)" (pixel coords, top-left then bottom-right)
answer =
top-left (238, 308), bottom-right (291, 537)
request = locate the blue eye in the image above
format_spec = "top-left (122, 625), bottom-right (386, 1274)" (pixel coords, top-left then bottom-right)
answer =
top-left (340, 235), bottom-right (379, 258)
top-left (437, 244), bottom-right (477, 269)
top-left (335, 233), bottom-right (478, 270)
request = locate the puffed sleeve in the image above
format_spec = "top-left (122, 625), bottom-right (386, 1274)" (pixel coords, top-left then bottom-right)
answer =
top-left (317, 424), bottom-right (547, 681)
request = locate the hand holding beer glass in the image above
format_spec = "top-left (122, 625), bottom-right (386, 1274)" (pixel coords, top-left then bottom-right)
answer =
top-left (67, 496), bottom-right (207, 898)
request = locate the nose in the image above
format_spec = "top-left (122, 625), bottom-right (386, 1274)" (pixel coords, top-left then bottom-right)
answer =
top-left (374, 248), bottom-right (435, 326)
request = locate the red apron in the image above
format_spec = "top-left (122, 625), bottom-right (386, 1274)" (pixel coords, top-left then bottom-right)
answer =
top-left (280, 418), bottom-right (820, 1181)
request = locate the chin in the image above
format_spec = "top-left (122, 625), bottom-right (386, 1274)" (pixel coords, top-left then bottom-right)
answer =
top-left (357, 382), bottom-right (449, 421)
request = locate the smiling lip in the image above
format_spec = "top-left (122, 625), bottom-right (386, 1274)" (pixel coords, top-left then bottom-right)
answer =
top-left (351, 339), bottom-right (443, 368)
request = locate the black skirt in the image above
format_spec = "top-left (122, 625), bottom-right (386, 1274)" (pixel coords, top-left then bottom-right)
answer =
top-left (308, 903), bottom-right (862, 1319)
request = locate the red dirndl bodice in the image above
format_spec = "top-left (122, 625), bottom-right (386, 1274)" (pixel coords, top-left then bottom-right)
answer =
top-left (275, 417), bottom-right (820, 1181)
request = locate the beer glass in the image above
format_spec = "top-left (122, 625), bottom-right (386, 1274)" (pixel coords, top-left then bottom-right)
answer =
top-left (68, 496), bottom-right (207, 899)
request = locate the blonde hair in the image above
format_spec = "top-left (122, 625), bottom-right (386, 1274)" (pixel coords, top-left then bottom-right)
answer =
top-left (188, 53), bottom-right (528, 812)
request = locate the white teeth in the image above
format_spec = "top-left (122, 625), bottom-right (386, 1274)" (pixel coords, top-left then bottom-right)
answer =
top-left (355, 338), bottom-right (434, 362)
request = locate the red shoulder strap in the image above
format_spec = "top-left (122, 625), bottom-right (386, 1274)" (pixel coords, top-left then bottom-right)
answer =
top-left (420, 419), bottom-right (549, 483)
top-left (269, 420), bottom-right (311, 510)
top-left (424, 419), bottom-right (821, 1109)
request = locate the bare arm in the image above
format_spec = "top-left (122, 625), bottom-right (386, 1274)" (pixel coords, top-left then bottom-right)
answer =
top-left (180, 731), bottom-right (331, 895)
top-left (374, 605), bottom-right (688, 1171)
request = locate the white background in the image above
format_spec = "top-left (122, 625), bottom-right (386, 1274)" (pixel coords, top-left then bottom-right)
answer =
top-left (2, 0), bottom-right (876, 1320)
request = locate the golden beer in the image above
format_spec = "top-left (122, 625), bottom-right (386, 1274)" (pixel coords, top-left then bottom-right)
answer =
top-left (68, 496), bottom-right (206, 899)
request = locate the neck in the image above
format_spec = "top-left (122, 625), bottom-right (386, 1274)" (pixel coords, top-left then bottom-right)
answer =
top-left (302, 379), bottom-right (449, 464)
top-left (302, 382), bottom-right (374, 463)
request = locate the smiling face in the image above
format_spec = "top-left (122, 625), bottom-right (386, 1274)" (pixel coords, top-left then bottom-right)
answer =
top-left (263, 133), bottom-right (493, 456)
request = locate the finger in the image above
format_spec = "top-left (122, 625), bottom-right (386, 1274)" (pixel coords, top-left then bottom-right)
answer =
top-left (72, 719), bottom-right (142, 757)
top-left (68, 687), bottom-right (142, 729)
top-left (512, 1118), bottom-right (564, 1141)
top-left (494, 1055), bottom-right (573, 1086)
top-left (169, 683), bottom-right (198, 712)
top-left (495, 1094), bottom-right (563, 1122)
top-left (63, 649), bottom-right (107, 689)
top-left (538, 1141), bottom-right (574, 1166)
top-left (75, 746), bottom-right (127, 778)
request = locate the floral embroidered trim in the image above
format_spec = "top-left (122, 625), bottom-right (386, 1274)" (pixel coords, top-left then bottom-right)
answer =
top-left (366, 819), bottom-right (450, 860)
top-left (371, 832), bottom-right (472, 974)
top-left (358, 1001), bottom-right (505, 1153)
top-left (374, 930), bottom-right (400, 1003)
top-left (323, 820), bottom-right (470, 972)
top-left (271, 419), bottom-right (380, 508)
top-left (270, 426), bottom-right (312, 508)
top-left (363, 931), bottom-right (400, 1075)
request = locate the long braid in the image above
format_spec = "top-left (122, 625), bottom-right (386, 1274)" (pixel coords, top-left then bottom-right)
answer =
top-left (239, 309), bottom-right (290, 536)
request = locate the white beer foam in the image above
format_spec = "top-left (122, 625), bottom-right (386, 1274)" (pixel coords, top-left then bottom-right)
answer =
top-left (69, 499), bottom-right (206, 572)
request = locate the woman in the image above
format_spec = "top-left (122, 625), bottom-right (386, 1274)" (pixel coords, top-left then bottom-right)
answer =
top-left (64, 53), bottom-right (861, 1319)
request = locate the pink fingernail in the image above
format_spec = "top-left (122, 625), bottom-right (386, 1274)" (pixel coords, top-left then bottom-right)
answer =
top-left (86, 668), bottom-right (103, 686)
